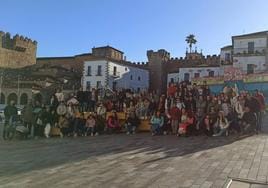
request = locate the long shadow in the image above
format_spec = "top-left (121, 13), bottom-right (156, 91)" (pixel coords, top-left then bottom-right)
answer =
top-left (0, 116), bottom-right (267, 179)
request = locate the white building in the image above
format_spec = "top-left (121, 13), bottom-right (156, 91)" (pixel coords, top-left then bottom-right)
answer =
top-left (221, 31), bottom-right (268, 74)
top-left (82, 59), bottom-right (149, 92)
top-left (167, 66), bottom-right (223, 84)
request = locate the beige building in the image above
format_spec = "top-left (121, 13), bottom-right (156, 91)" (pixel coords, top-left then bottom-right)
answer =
top-left (0, 31), bottom-right (37, 68)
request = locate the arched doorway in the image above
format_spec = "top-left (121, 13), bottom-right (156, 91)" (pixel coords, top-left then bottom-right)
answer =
top-left (20, 93), bottom-right (28, 105)
top-left (7, 93), bottom-right (18, 104)
top-left (0, 93), bottom-right (5, 104)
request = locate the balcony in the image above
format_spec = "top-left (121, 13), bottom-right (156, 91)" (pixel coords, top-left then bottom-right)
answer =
top-left (111, 71), bottom-right (120, 78)
top-left (233, 47), bottom-right (267, 57)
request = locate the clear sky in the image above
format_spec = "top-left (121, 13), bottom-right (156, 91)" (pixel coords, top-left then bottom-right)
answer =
top-left (1, 0), bottom-right (268, 62)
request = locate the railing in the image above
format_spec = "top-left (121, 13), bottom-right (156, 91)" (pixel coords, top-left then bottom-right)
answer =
top-left (233, 47), bottom-right (267, 56)
top-left (111, 71), bottom-right (120, 78)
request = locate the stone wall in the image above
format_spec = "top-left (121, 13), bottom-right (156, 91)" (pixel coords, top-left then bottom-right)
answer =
top-left (0, 31), bottom-right (37, 68)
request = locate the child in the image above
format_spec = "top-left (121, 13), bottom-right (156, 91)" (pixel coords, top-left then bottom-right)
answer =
top-left (85, 114), bottom-right (96, 136)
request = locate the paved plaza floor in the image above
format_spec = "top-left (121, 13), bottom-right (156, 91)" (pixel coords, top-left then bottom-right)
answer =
top-left (1, 116), bottom-right (268, 188)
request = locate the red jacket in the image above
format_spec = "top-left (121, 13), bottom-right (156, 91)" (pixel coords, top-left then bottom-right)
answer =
top-left (169, 107), bottom-right (181, 120)
top-left (255, 94), bottom-right (265, 111)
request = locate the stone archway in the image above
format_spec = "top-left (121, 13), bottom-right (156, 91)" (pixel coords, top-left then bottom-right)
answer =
top-left (0, 93), bottom-right (5, 104)
top-left (20, 93), bottom-right (28, 105)
top-left (7, 93), bottom-right (18, 104)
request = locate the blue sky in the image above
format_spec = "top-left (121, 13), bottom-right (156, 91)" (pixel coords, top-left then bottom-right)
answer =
top-left (1, 0), bottom-right (268, 62)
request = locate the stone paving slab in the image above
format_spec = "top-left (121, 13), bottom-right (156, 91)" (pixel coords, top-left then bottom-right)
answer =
top-left (0, 116), bottom-right (268, 188)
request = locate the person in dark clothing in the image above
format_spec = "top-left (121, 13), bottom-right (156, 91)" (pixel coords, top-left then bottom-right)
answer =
top-left (125, 112), bottom-right (140, 135)
top-left (77, 88), bottom-right (85, 112)
top-left (240, 106), bottom-right (257, 134)
top-left (244, 93), bottom-right (261, 133)
top-left (3, 100), bottom-right (18, 140)
top-left (40, 106), bottom-right (53, 138)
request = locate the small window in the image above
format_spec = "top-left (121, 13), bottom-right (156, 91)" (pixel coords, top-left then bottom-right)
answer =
top-left (194, 73), bottom-right (200, 78)
top-left (86, 81), bottom-right (91, 90)
top-left (130, 75), bottom-right (133, 80)
top-left (125, 67), bottom-right (127, 71)
top-left (97, 65), bottom-right (102, 76)
top-left (113, 66), bottom-right (117, 76)
top-left (248, 42), bottom-right (254, 54)
top-left (87, 66), bottom-right (91, 76)
top-left (138, 76), bottom-right (141, 81)
top-left (96, 81), bottom-right (101, 89)
top-left (170, 78), bottom-right (174, 83)
top-left (209, 71), bottom-right (214, 77)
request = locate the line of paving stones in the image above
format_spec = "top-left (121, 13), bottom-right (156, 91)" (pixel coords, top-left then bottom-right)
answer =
top-left (0, 116), bottom-right (268, 188)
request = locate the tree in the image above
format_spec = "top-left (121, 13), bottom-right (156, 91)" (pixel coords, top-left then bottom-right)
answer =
top-left (185, 34), bottom-right (197, 53)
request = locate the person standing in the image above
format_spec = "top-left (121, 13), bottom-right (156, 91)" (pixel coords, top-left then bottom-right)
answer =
top-left (3, 100), bottom-right (18, 140)
top-left (255, 90), bottom-right (266, 132)
top-left (22, 100), bottom-right (34, 137)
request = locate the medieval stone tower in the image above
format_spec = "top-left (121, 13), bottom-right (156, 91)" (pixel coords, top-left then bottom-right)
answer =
top-left (147, 49), bottom-right (170, 94)
top-left (0, 31), bottom-right (37, 68)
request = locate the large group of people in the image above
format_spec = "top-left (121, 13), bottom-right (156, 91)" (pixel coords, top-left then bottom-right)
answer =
top-left (2, 81), bottom-right (266, 140)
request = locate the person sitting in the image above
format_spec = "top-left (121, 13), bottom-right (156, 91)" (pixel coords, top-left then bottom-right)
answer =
top-left (73, 112), bottom-right (86, 137)
top-left (125, 112), bottom-right (140, 135)
top-left (240, 106), bottom-right (257, 134)
top-left (178, 109), bottom-right (195, 136)
top-left (58, 115), bottom-right (70, 138)
top-left (203, 114), bottom-right (213, 136)
top-left (150, 111), bottom-right (164, 136)
top-left (213, 111), bottom-right (229, 137)
top-left (85, 114), bottom-right (96, 136)
top-left (106, 111), bottom-right (120, 133)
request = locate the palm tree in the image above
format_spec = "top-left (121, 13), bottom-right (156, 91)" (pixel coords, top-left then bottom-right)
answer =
top-left (185, 34), bottom-right (197, 53)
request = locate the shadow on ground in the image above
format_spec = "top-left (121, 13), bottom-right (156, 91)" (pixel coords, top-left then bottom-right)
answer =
top-left (0, 116), bottom-right (267, 178)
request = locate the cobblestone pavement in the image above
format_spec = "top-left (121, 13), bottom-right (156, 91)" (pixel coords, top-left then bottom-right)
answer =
top-left (1, 116), bottom-right (268, 188)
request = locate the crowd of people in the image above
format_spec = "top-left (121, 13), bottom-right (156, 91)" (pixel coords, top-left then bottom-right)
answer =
top-left (2, 81), bottom-right (266, 140)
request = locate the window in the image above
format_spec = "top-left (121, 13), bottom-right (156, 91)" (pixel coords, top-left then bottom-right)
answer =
top-left (87, 66), bottom-right (91, 76)
top-left (125, 67), bottom-right (127, 71)
top-left (247, 64), bottom-right (254, 74)
top-left (86, 81), bottom-right (91, 90)
top-left (130, 75), bottom-right (133, 80)
top-left (208, 71), bottom-right (214, 77)
top-left (194, 73), bottom-right (200, 78)
top-left (113, 66), bottom-right (117, 76)
top-left (170, 78), bottom-right (174, 83)
top-left (96, 81), bottom-right (101, 89)
top-left (97, 65), bottom-right (102, 76)
top-left (248, 42), bottom-right (254, 54)
top-left (138, 76), bottom-right (141, 81)
top-left (184, 73), bottom-right (190, 81)
top-left (225, 53), bottom-right (231, 61)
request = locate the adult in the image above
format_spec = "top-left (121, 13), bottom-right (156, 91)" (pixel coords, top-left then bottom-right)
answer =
top-left (3, 100), bottom-right (18, 140)
top-left (213, 111), bottom-right (229, 137)
top-left (21, 100), bottom-right (33, 137)
top-left (150, 111), bottom-right (164, 136)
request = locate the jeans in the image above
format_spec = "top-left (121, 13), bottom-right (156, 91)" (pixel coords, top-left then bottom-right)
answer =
top-left (213, 127), bottom-right (227, 136)
top-left (151, 123), bottom-right (160, 134)
top-left (256, 111), bottom-right (263, 132)
top-left (85, 127), bottom-right (95, 135)
top-left (126, 123), bottom-right (136, 134)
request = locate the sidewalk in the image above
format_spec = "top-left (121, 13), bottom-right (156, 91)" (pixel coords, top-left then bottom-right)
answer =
top-left (0, 116), bottom-right (267, 188)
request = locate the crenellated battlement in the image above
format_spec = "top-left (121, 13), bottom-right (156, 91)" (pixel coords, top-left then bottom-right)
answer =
top-left (0, 31), bottom-right (37, 68)
top-left (0, 31), bottom-right (37, 52)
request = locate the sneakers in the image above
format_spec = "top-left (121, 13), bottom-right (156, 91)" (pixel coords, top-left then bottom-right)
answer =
top-left (60, 132), bottom-right (64, 138)
top-left (126, 132), bottom-right (130, 135)
top-left (91, 133), bottom-right (94, 136)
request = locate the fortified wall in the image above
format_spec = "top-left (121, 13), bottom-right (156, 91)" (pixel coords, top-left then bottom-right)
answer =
top-left (0, 31), bottom-right (37, 68)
